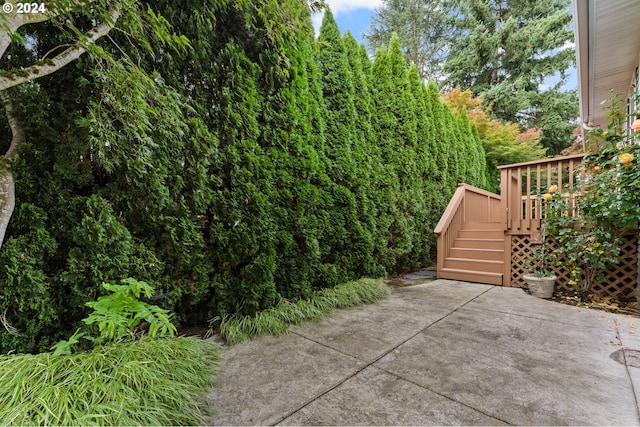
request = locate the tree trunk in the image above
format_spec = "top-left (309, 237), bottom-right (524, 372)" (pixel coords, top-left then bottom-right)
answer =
top-left (0, 90), bottom-right (24, 250)
top-left (0, 171), bottom-right (14, 248)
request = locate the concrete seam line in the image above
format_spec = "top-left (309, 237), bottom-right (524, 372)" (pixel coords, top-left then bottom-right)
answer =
top-left (373, 366), bottom-right (513, 425)
top-left (271, 286), bottom-right (496, 426)
top-left (614, 320), bottom-right (640, 423)
top-left (476, 305), bottom-right (631, 332)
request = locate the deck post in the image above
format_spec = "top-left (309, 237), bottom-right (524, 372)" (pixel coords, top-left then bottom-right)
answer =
top-left (503, 236), bottom-right (511, 286)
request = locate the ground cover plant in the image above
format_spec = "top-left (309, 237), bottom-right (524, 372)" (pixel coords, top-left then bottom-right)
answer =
top-left (218, 278), bottom-right (389, 344)
top-left (0, 337), bottom-right (221, 426)
top-left (0, 278), bottom-right (222, 425)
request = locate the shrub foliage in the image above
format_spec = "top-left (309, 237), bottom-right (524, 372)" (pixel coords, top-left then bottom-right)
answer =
top-left (0, 1), bottom-right (491, 353)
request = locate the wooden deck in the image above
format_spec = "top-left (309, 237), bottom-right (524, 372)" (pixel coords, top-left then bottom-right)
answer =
top-left (435, 154), bottom-right (638, 297)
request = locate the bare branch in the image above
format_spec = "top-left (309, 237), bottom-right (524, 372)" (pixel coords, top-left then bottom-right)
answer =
top-left (0, 6), bottom-right (121, 91)
top-left (0, 308), bottom-right (19, 336)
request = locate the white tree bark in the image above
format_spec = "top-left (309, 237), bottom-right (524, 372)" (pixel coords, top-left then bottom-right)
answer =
top-left (0, 92), bottom-right (21, 248)
top-left (0, 171), bottom-right (15, 249)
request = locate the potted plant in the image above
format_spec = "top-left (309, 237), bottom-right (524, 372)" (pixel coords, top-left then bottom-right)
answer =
top-left (523, 187), bottom-right (557, 299)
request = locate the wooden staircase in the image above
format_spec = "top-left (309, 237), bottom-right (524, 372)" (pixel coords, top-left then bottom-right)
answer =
top-left (434, 184), bottom-right (505, 286)
top-left (435, 155), bottom-right (593, 288)
top-left (439, 221), bottom-right (504, 285)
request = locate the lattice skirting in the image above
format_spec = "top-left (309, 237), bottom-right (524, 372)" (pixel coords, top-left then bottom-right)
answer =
top-left (510, 233), bottom-right (638, 299)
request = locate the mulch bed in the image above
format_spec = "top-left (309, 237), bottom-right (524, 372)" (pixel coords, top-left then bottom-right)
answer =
top-left (177, 324), bottom-right (213, 339)
top-left (546, 288), bottom-right (640, 319)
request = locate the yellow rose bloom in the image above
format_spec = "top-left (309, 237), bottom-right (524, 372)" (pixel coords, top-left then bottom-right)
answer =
top-left (593, 165), bottom-right (601, 171)
top-left (542, 193), bottom-right (552, 200)
top-left (619, 153), bottom-right (635, 164)
top-left (548, 185), bottom-right (558, 193)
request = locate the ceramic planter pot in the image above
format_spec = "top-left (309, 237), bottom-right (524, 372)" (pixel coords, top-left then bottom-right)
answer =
top-left (523, 273), bottom-right (556, 299)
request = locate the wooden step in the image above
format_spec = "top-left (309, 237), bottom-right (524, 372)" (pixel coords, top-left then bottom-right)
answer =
top-left (463, 221), bottom-right (504, 230)
top-left (457, 229), bottom-right (504, 239)
top-left (454, 238), bottom-right (504, 250)
top-left (449, 247), bottom-right (504, 261)
top-left (444, 257), bottom-right (504, 274)
top-left (438, 267), bottom-right (503, 285)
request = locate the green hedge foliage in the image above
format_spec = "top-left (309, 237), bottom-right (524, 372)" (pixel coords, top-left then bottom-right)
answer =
top-left (0, 1), bottom-right (490, 353)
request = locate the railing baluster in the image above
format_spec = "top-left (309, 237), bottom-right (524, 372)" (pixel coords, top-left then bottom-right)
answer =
top-left (526, 165), bottom-right (532, 228)
top-left (498, 154), bottom-right (586, 235)
top-left (568, 159), bottom-right (575, 216)
top-left (558, 160), bottom-right (563, 190)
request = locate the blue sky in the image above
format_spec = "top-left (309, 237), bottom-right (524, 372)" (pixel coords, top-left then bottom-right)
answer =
top-left (311, 1), bottom-right (379, 45)
top-left (311, 1), bottom-right (578, 92)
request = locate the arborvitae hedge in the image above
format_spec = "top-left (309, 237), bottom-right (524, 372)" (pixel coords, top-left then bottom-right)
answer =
top-left (0, 1), bottom-right (491, 353)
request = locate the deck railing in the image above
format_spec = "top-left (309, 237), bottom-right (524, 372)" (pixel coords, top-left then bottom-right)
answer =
top-left (498, 154), bottom-right (586, 240)
top-left (434, 183), bottom-right (502, 274)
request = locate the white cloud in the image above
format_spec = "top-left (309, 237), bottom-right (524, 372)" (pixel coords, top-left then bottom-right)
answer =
top-left (311, 12), bottom-right (324, 37)
top-left (312, 0), bottom-right (383, 38)
top-left (559, 40), bottom-right (575, 51)
top-left (324, 0), bottom-right (384, 15)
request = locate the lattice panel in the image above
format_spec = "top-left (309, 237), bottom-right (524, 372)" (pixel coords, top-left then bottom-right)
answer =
top-left (510, 235), bottom-right (533, 288)
top-left (510, 234), bottom-right (638, 298)
top-left (592, 235), bottom-right (637, 298)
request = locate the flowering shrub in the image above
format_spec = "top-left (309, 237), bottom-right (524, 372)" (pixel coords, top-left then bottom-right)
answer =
top-left (539, 90), bottom-right (640, 299)
top-left (540, 187), bottom-right (621, 299)
top-left (583, 91), bottom-right (640, 234)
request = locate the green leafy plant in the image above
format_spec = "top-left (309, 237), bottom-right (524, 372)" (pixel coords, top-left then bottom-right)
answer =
top-left (530, 90), bottom-right (639, 300)
top-left (51, 278), bottom-right (176, 355)
top-left (0, 337), bottom-right (221, 426)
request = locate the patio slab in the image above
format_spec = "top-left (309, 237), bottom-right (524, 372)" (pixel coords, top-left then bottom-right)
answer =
top-left (205, 280), bottom-right (640, 426)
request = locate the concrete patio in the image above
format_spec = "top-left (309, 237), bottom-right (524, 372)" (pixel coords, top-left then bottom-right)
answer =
top-left (205, 279), bottom-right (640, 426)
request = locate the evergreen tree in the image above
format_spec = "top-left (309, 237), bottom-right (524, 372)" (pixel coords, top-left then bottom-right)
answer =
top-left (0, 0), bottom-right (500, 354)
top-left (444, 0), bottom-right (577, 153)
top-left (425, 81), bottom-right (450, 186)
top-left (206, 42), bottom-right (279, 315)
top-left (370, 47), bottom-right (403, 272)
top-left (387, 34), bottom-right (421, 268)
top-left (365, 0), bottom-right (456, 81)
top-left (342, 32), bottom-right (385, 277)
top-left (316, 8), bottom-right (357, 184)
top-left (316, 9), bottom-right (371, 281)
top-left (408, 65), bottom-right (437, 179)
top-left (342, 32), bottom-right (376, 158)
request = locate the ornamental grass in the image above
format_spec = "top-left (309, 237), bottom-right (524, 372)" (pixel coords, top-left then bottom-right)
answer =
top-left (0, 337), bottom-right (221, 426)
top-left (219, 277), bottom-right (389, 344)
